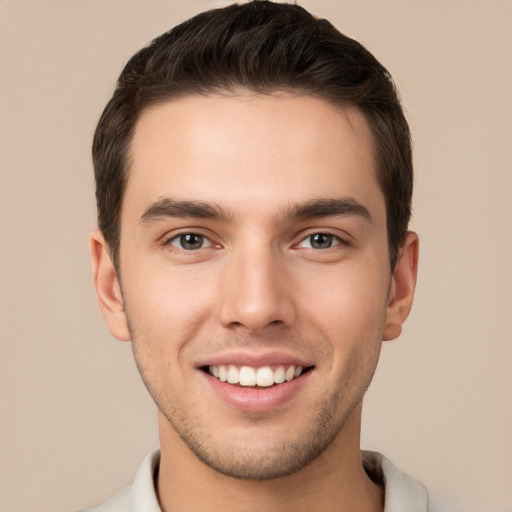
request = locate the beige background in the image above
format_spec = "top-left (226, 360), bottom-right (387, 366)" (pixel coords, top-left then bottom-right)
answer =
top-left (1, 1), bottom-right (511, 511)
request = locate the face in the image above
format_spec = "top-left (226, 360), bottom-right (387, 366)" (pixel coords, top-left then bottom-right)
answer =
top-left (93, 92), bottom-right (415, 480)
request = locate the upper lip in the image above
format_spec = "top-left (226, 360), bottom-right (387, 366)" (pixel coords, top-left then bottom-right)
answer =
top-left (196, 350), bottom-right (314, 369)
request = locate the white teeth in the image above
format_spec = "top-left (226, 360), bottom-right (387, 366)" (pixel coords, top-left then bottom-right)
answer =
top-left (284, 366), bottom-right (295, 382)
top-left (209, 364), bottom-right (306, 387)
top-left (227, 364), bottom-right (239, 384)
top-left (239, 366), bottom-right (256, 386)
top-left (274, 366), bottom-right (285, 384)
top-left (256, 366), bottom-right (274, 387)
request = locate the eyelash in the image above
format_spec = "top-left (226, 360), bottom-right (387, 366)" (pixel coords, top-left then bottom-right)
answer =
top-left (295, 232), bottom-right (345, 250)
top-left (164, 230), bottom-right (348, 252)
top-left (165, 232), bottom-right (215, 251)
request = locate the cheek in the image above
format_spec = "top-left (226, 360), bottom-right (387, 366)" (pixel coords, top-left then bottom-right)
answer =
top-left (123, 262), bottom-right (217, 348)
top-left (124, 272), bottom-right (210, 397)
top-left (298, 262), bottom-right (389, 348)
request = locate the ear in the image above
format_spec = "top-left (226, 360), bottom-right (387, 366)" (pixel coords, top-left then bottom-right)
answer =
top-left (383, 232), bottom-right (419, 341)
top-left (90, 230), bottom-right (131, 342)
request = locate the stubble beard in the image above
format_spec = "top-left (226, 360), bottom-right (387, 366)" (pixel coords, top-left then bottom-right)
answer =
top-left (129, 328), bottom-right (381, 481)
top-left (159, 380), bottom-right (367, 481)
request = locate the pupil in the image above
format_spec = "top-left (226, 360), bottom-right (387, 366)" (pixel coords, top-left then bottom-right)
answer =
top-left (311, 233), bottom-right (332, 249)
top-left (181, 233), bottom-right (203, 250)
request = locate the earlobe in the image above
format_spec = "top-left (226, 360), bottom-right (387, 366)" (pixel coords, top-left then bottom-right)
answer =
top-left (90, 230), bottom-right (131, 342)
top-left (383, 232), bottom-right (419, 341)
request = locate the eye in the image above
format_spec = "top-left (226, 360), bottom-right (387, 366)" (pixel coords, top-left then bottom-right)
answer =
top-left (168, 233), bottom-right (212, 251)
top-left (298, 233), bottom-right (341, 250)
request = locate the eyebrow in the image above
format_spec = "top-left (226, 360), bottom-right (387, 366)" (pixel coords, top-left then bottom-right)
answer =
top-left (138, 196), bottom-right (371, 225)
top-left (139, 198), bottom-right (232, 224)
top-left (281, 197), bottom-right (372, 223)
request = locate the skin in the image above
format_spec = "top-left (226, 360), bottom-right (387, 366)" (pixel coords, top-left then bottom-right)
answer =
top-left (91, 92), bottom-right (418, 512)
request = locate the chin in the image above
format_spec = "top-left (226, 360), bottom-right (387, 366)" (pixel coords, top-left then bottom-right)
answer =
top-left (159, 385), bottom-right (362, 481)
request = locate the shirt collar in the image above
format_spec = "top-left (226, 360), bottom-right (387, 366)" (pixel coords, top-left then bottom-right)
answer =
top-left (131, 449), bottom-right (428, 512)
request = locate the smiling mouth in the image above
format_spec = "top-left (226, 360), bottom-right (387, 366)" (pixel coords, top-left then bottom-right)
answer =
top-left (202, 364), bottom-right (313, 387)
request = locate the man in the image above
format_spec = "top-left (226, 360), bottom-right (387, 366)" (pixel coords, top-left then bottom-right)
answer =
top-left (87, 1), bottom-right (423, 510)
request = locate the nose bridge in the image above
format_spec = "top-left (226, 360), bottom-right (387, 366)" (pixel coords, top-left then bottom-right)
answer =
top-left (218, 236), bottom-right (295, 332)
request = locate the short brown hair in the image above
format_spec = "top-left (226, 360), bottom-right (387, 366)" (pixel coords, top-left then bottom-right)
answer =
top-left (93, 0), bottom-right (413, 270)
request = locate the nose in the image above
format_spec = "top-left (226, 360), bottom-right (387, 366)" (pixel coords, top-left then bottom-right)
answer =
top-left (217, 243), bottom-right (296, 333)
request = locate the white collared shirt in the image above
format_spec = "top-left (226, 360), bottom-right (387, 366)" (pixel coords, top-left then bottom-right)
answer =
top-left (80, 449), bottom-right (429, 512)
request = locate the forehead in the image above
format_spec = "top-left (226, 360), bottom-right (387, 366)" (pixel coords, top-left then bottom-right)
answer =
top-left (125, 92), bottom-right (383, 223)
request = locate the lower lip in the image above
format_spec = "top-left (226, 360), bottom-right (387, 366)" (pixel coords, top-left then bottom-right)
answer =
top-left (200, 370), bottom-right (313, 413)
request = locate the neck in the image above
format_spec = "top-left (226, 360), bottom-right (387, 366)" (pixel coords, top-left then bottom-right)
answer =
top-left (156, 404), bottom-right (383, 512)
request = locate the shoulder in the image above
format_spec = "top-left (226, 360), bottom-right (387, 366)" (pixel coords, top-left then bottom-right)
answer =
top-left (362, 451), bottom-right (429, 512)
top-left (77, 450), bottom-right (161, 512)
